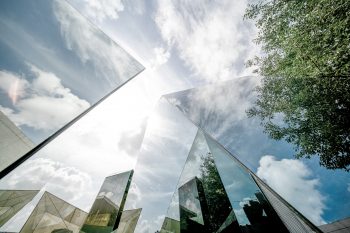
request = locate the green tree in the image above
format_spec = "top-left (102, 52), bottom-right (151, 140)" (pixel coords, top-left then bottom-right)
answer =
top-left (244, 0), bottom-right (350, 170)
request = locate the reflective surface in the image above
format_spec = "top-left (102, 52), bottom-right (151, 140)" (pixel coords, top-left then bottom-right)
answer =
top-left (165, 79), bottom-right (350, 224)
top-left (0, 0), bottom-right (349, 231)
top-left (0, 0), bottom-right (143, 148)
top-left (0, 190), bottom-right (39, 227)
top-left (0, 98), bottom-right (322, 233)
top-left (81, 170), bottom-right (133, 233)
top-left (20, 192), bottom-right (87, 233)
top-left (161, 129), bottom-right (291, 233)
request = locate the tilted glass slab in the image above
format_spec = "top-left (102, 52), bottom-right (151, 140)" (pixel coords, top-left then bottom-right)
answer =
top-left (161, 129), bottom-right (239, 233)
top-left (0, 0), bottom-right (144, 173)
top-left (204, 132), bottom-right (290, 232)
top-left (121, 98), bottom-right (198, 233)
top-left (114, 208), bottom-right (142, 233)
top-left (81, 170), bottom-right (133, 233)
top-left (0, 71), bottom-right (150, 224)
top-left (164, 77), bottom-right (350, 224)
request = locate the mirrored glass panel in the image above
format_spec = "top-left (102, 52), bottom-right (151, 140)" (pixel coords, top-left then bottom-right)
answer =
top-left (0, 0), bottom-right (144, 172)
top-left (20, 191), bottom-right (88, 233)
top-left (161, 130), bottom-right (240, 233)
top-left (204, 133), bottom-right (289, 233)
top-left (114, 208), bottom-right (142, 233)
top-left (0, 190), bottom-right (39, 227)
top-left (0, 74), bottom-right (149, 221)
top-left (81, 170), bottom-right (133, 233)
top-left (164, 79), bottom-right (350, 224)
top-left (121, 98), bottom-right (198, 233)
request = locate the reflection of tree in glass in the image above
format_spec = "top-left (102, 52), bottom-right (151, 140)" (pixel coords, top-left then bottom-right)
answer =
top-left (200, 152), bottom-right (236, 232)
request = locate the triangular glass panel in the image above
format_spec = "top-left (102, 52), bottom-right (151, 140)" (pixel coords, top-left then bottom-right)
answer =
top-left (0, 190), bottom-right (39, 227)
top-left (204, 131), bottom-right (324, 233)
top-left (114, 208), bottom-right (142, 233)
top-left (161, 129), bottom-right (239, 233)
top-left (19, 191), bottom-right (88, 233)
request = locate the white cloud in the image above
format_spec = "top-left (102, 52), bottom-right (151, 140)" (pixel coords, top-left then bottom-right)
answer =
top-left (77, 0), bottom-right (124, 23)
top-left (0, 66), bottom-right (90, 131)
top-left (149, 46), bottom-right (171, 70)
top-left (257, 155), bottom-right (326, 225)
top-left (166, 77), bottom-right (260, 138)
top-left (155, 0), bottom-right (260, 82)
top-left (0, 71), bottom-right (28, 104)
top-left (53, 0), bottom-right (143, 86)
top-left (6, 157), bottom-right (92, 203)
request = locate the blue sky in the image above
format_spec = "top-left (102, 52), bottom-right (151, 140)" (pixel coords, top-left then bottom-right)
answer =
top-left (0, 0), bottom-right (349, 231)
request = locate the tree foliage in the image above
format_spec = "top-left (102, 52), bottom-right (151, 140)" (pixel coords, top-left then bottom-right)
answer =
top-left (244, 0), bottom-right (350, 170)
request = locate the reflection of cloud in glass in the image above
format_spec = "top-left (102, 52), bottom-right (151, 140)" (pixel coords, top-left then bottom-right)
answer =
top-left (0, 65), bottom-right (90, 131)
top-left (123, 99), bottom-right (197, 233)
top-left (53, 0), bottom-right (143, 87)
top-left (68, 0), bottom-right (125, 23)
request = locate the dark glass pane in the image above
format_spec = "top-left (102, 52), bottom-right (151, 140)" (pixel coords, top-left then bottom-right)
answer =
top-left (204, 133), bottom-right (289, 233)
top-left (81, 170), bottom-right (133, 233)
top-left (161, 130), bottom-right (240, 233)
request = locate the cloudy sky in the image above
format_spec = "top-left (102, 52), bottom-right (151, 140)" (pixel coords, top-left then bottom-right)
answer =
top-left (0, 0), bottom-right (349, 231)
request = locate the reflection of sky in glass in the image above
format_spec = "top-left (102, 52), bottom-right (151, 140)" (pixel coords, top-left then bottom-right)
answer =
top-left (0, 76), bottom-right (151, 212)
top-left (165, 80), bottom-right (350, 224)
top-left (97, 171), bottom-right (132, 207)
top-left (164, 129), bottom-right (209, 224)
top-left (179, 178), bottom-right (204, 225)
top-left (122, 99), bottom-right (197, 233)
top-left (0, 0), bottom-right (348, 230)
top-left (0, 0), bottom-right (143, 143)
top-left (206, 133), bottom-right (264, 225)
top-left (178, 130), bottom-right (210, 187)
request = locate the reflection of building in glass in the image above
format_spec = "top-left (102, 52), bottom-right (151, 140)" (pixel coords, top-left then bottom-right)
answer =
top-left (80, 170), bottom-right (133, 233)
top-left (178, 177), bottom-right (209, 233)
top-left (161, 129), bottom-right (322, 233)
top-left (20, 191), bottom-right (88, 233)
top-left (0, 190), bottom-right (39, 227)
top-left (0, 111), bottom-right (34, 173)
